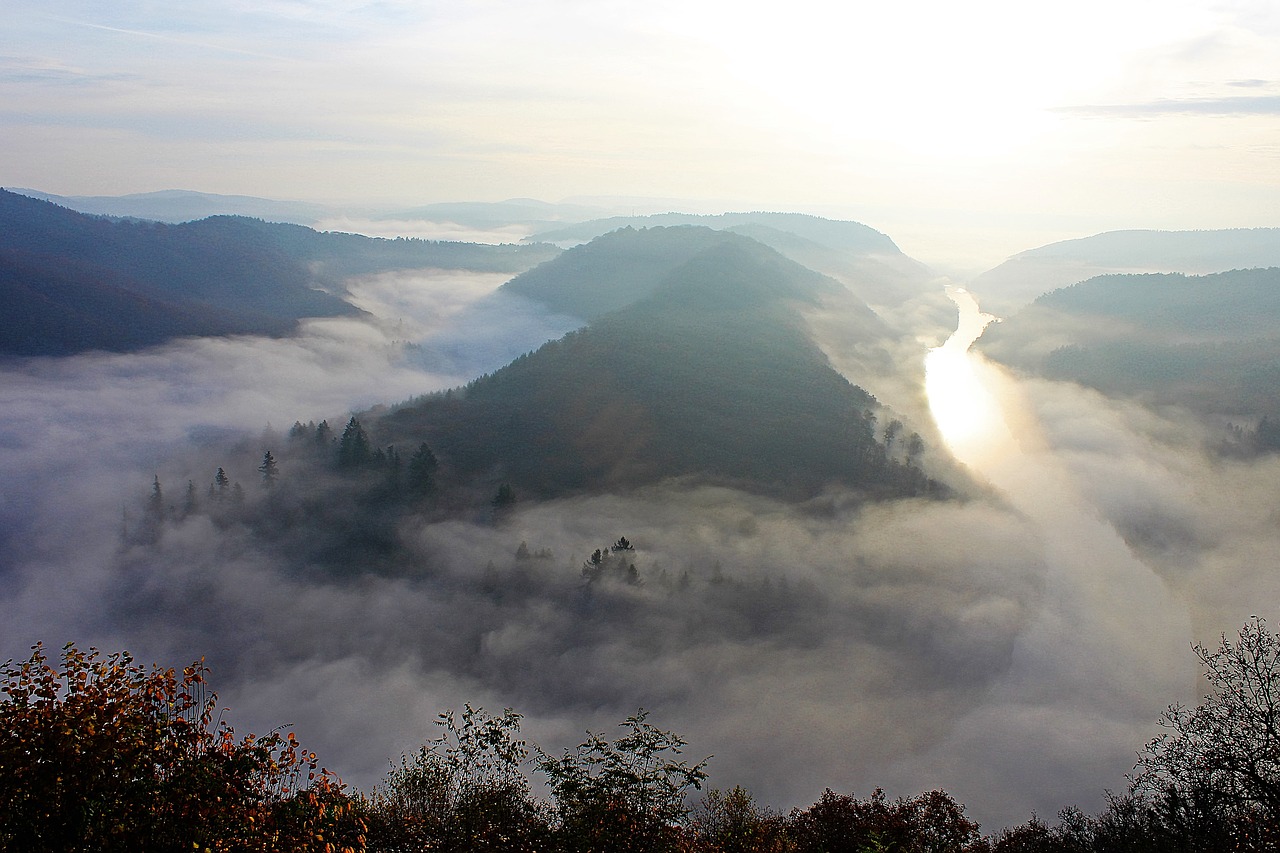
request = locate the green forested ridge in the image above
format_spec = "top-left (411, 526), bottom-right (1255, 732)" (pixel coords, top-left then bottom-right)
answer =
top-left (122, 232), bottom-right (935, 580)
top-left (387, 235), bottom-right (927, 501)
top-left (980, 267), bottom-right (1280, 420)
top-left (0, 189), bottom-right (559, 356)
top-left (969, 227), bottom-right (1280, 312)
top-left (500, 225), bottom-right (753, 320)
top-left (0, 249), bottom-right (250, 355)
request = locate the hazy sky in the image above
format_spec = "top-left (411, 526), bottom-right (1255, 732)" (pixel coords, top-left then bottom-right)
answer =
top-left (4, 0), bottom-right (1279, 269)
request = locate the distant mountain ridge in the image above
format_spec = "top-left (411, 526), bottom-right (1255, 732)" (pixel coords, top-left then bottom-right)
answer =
top-left (8, 187), bottom-right (338, 226)
top-left (970, 228), bottom-right (1280, 314)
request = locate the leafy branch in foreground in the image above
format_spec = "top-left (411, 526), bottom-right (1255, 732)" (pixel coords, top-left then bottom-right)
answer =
top-left (360, 704), bottom-right (549, 852)
top-left (536, 708), bottom-right (710, 852)
top-left (0, 642), bottom-right (364, 853)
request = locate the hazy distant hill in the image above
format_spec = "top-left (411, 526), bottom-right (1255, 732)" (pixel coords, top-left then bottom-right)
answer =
top-left (526, 211), bottom-right (941, 316)
top-left (980, 267), bottom-right (1280, 416)
top-left (0, 190), bottom-right (559, 356)
top-left (383, 232), bottom-right (929, 501)
top-left (970, 228), bottom-right (1280, 315)
top-left (9, 187), bottom-right (338, 226)
top-left (531, 211), bottom-right (901, 254)
top-left (377, 198), bottom-right (607, 229)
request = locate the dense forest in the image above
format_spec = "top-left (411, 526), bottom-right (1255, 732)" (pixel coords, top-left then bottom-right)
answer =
top-left (4, 616), bottom-right (1278, 851)
top-left (980, 267), bottom-right (1280, 425)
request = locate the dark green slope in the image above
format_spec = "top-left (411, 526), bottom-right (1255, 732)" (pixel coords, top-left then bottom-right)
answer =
top-left (0, 189), bottom-right (560, 356)
top-left (0, 250), bottom-right (246, 356)
top-left (384, 237), bottom-right (925, 500)
top-left (979, 267), bottom-right (1280, 414)
top-left (0, 190), bottom-right (353, 325)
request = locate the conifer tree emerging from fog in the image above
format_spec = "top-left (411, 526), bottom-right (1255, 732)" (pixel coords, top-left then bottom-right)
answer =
top-left (407, 442), bottom-right (439, 496)
top-left (212, 466), bottom-right (230, 500)
top-left (338, 417), bottom-right (373, 468)
top-left (259, 450), bottom-right (279, 487)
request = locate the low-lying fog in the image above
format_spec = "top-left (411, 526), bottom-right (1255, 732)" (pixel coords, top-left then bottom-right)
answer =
top-left (1, 268), bottom-right (1276, 831)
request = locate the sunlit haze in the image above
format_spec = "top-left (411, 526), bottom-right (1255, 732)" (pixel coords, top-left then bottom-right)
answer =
top-left (7, 0), bottom-right (1280, 837)
top-left (5, 1), bottom-right (1279, 271)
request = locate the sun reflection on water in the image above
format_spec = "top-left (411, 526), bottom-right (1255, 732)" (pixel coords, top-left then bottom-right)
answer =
top-left (924, 288), bottom-right (1013, 467)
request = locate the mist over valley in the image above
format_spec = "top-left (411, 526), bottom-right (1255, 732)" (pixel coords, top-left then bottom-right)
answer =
top-left (4, 184), bottom-right (1280, 838)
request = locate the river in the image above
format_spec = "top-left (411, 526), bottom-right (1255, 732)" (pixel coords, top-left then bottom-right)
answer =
top-left (903, 284), bottom-right (1195, 821)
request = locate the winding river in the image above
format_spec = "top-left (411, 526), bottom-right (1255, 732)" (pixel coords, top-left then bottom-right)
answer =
top-left (906, 284), bottom-right (1194, 821)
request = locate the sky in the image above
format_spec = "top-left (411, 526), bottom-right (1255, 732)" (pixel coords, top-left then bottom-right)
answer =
top-left (4, 0), bottom-right (1280, 273)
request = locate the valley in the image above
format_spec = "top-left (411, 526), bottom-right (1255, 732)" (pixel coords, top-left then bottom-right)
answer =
top-left (2, 192), bottom-right (1279, 831)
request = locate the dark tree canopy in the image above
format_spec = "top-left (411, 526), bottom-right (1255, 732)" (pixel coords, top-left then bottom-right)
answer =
top-left (338, 417), bottom-right (373, 468)
top-left (1135, 616), bottom-right (1280, 833)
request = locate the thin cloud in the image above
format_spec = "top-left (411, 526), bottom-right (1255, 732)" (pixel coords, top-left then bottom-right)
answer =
top-left (43, 15), bottom-right (297, 62)
top-left (1059, 94), bottom-right (1280, 117)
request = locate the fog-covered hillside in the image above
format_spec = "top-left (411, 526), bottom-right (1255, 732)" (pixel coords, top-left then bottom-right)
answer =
top-left (979, 267), bottom-right (1280, 418)
top-left (970, 228), bottom-right (1280, 315)
top-left (0, 189), bottom-right (559, 356)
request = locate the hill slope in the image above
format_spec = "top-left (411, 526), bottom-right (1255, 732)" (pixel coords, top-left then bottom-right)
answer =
top-left (979, 267), bottom-right (1280, 416)
top-left (0, 190), bottom-right (559, 356)
top-left (383, 233), bottom-right (929, 501)
top-left (970, 228), bottom-right (1280, 315)
top-left (8, 187), bottom-right (337, 226)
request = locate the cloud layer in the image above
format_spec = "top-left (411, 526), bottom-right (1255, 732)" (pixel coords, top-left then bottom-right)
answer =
top-left (2, 272), bottom-right (1278, 833)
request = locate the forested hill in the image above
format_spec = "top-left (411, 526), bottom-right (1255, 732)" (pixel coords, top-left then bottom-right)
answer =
top-left (384, 233), bottom-right (932, 501)
top-left (979, 267), bottom-right (1280, 417)
top-left (500, 225), bottom-right (892, 335)
top-left (521, 214), bottom-right (937, 313)
top-left (970, 227), bottom-right (1280, 314)
top-left (501, 224), bottom-right (856, 321)
top-left (0, 189), bottom-right (559, 356)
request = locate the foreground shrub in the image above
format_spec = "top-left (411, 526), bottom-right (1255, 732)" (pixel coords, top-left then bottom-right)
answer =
top-left (360, 704), bottom-right (551, 852)
top-left (687, 785), bottom-right (790, 852)
top-left (537, 709), bottom-right (709, 852)
top-left (0, 642), bottom-right (365, 853)
top-left (787, 787), bottom-right (984, 853)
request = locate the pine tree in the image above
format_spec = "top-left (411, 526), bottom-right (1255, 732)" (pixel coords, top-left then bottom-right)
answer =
top-left (147, 476), bottom-right (164, 521)
top-left (492, 483), bottom-right (517, 512)
top-left (407, 442), bottom-right (439, 496)
top-left (259, 451), bottom-right (279, 487)
top-left (213, 468), bottom-right (230, 501)
top-left (337, 417), bottom-right (372, 468)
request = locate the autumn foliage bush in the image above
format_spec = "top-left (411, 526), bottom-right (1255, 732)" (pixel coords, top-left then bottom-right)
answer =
top-left (0, 642), bottom-right (365, 853)
top-left (12, 617), bottom-right (1280, 851)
